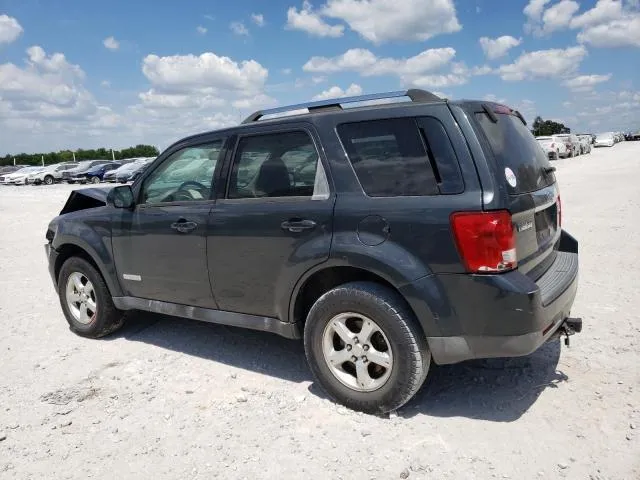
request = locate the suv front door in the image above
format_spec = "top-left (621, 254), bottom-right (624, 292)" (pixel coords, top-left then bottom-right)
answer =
top-left (208, 126), bottom-right (335, 320)
top-left (111, 138), bottom-right (226, 308)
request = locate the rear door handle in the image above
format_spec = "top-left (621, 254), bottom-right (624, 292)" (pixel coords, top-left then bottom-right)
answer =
top-left (171, 219), bottom-right (198, 233)
top-left (281, 219), bottom-right (317, 233)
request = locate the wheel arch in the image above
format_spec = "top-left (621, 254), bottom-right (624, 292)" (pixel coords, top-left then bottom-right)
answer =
top-left (289, 263), bottom-right (437, 340)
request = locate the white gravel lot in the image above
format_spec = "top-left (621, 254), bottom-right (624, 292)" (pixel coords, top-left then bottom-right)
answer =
top-left (0, 143), bottom-right (639, 480)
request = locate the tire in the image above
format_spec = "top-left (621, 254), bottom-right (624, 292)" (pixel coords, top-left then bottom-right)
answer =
top-left (304, 281), bottom-right (430, 414)
top-left (57, 256), bottom-right (124, 338)
top-left (44, 175), bottom-right (54, 185)
top-left (90, 176), bottom-right (100, 184)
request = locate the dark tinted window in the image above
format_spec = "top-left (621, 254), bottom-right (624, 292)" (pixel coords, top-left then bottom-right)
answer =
top-left (474, 112), bottom-right (553, 194)
top-left (418, 117), bottom-right (464, 194)
top-left (228, 131), bottom-right (326, 199)
top-left (338, 118), bottom-right (438, 197)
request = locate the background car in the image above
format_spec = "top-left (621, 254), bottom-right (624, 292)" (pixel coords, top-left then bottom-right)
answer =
top-left (77, 162), bottom-right (122, 184)
top-left (535, 136), bottom-right (566, 160)
top-left (3, 166), bottom-right (44, 185)
top-left (577, 135), bottom-right (592, 155)
top-left (27, 163), bottom-right (76, 185)
top-left (553, 134), bottom-right (580, 157)
top-left (104, 159), bottom-right (148, 182)
top-left (62, 160), bottom-right (110, 183)
top-left (594, 132), bottom-right (616, 147)
top-left (116, 158), bottom-right (154, 183)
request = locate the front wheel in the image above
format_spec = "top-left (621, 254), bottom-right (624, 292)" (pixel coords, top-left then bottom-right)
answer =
top-left (304, 281), bottom-right (430, 414)
top-left (58, 257), bottom-right (125, 338)
top-left (90, 176), bottom-right (100, 184)
top-left (44, 175), bottom-right (54, 185)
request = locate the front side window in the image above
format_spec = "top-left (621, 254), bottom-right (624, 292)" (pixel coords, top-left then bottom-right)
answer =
top-left (227, 131), bottom-right (328, 199)
top-left (141, 141), bottom-right (223, 204)
top-left (337, 118), bottom-right (439, 197)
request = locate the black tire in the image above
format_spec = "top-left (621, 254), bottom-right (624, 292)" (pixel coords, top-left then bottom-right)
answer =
top-left (44, 175), bottom-right (54, 185)
top-left (304, 281), bottom-right (430, 414)
top-left (57, 256), bottom-right (124, 338)
top-left (90, 176), bottom-right (100, 184)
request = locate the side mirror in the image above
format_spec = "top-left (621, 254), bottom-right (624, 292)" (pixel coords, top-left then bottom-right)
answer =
top-left (108, 185), bottom-right (135, 209)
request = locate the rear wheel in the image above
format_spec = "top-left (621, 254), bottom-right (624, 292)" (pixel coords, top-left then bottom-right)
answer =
top-left (90, 176), bottom-right (100, 184)
top-left (44, 175), bottom-right (54, 185)
top-left (304, 281), bottom-right (430, 414)
top-left (58, 257), bottom-right (124, 338)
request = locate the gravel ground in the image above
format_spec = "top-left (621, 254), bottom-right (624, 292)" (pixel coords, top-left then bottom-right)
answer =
top-left (1, 143), bottom-right (639, 480)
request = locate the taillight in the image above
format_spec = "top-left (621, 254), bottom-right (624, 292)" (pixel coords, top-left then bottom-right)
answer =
top-left (557, 195), bottom-right (562, 228)
top-left (450, 211), bottom-right (517, 273)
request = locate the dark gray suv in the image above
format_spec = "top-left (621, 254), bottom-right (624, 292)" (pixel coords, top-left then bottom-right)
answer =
top-left (45, 90), bottom-right (581, 413)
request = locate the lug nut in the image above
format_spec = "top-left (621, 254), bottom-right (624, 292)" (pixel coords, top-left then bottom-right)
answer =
top-left (346, 344), bottom-right (352, 351)
top-left (353, 337), bottom-right (359, 344)
top-left (363, 345), bottom-right (369, 351)
top-left (362, 356), bottom-right (368, 363)
top-left (351, 355), bottom-right (358, 362)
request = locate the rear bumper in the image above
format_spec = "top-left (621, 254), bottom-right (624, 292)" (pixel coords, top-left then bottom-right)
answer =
top-left (402, 230), bottom-right (580, 365)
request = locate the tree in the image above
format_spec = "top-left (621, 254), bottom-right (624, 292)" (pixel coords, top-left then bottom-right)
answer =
top-left (532, 116), bottom-right (571, 136)
top-left (0, 144), bottom-right (160, 167)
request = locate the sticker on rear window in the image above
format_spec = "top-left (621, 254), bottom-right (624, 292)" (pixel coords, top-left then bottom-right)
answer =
top-left (505, 167), bottom-right (517, 187)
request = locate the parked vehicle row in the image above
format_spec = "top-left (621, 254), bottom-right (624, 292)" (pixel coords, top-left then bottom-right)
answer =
top-left (535, 133), bottom-right (592, 160)
top-left (0, 157), bottom-right (155, 186)
top-left (594, 131), bottom-right (628, 147)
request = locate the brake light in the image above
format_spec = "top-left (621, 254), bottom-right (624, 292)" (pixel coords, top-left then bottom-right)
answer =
top-left (557, 195), bottom-right (562, 228)
top-left (450, 211), bottom-right (517, 273)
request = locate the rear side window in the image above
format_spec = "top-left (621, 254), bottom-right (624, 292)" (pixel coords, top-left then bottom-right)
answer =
top-left (337, 118), bottom-right (438, 197)
top-left (474, 112), bottom-right (553, 194)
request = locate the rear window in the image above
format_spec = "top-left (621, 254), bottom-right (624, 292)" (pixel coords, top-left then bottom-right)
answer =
top-left (337, 118), bottom-right (439, 197)
top-left (474, 112), bottom-right (553, 194)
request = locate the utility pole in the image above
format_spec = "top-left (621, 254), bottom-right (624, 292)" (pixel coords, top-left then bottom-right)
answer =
top-left (111, 149), bottom-right (115, 161)
top-left (41, 155), bottom-right (44, 166)
top-left (72, 151), bottom-right (76, 162)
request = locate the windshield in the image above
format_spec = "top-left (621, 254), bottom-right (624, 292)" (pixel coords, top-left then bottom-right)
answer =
top-left (474, 112), bottom-right (553, 195)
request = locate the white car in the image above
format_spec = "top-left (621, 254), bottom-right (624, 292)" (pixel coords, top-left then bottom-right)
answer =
top-left (536, 136), bottom-right (567, 160)
top-left (3, 166), bottom-right (45, 185)
top-left (594, 132), bottom-right (615, 147)
top-left (577, 135), bottom-right (592, 154)
top-left (27, 163), bottom-right (76, 185)
top-left (553, 134), bottom-right (580, 157)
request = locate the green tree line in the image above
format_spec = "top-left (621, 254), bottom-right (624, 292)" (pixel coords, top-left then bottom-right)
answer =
top-left (531, 116), bottom-right (571, 136)
top-left (0, 145), bottom-right (160, 167)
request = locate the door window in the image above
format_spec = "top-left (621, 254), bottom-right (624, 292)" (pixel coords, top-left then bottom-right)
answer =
top-left (227, 131), bottom-right (328, 199)
top-left (141, 141), bottom-right (223, 204)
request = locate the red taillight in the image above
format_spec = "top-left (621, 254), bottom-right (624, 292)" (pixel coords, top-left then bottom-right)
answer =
top-left (557, 195), bottom-right (562, 228)
top-left (450, 211), bottom-right (517, 273)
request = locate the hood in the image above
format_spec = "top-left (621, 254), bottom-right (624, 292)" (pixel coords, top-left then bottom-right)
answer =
top-left (60, 186), bottom-right (114, 215)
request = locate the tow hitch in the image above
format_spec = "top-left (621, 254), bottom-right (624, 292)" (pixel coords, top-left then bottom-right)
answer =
top-left (558, 317), bottom-right (583, 346)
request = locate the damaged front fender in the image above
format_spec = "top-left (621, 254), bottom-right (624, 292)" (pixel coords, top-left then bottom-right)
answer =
top-left (60, 187), bottom-right (114, 215)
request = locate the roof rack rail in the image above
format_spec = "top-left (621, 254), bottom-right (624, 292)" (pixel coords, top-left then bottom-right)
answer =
top-left (241, 88), bottom-right (442, 124)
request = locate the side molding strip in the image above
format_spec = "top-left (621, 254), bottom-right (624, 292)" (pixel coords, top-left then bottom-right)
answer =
top-left (112, 296), bottom-right (301, 339)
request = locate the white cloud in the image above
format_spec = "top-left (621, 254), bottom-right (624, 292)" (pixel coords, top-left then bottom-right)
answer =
top-left (251, 13), bottom-right (265, 26)
top-left (102, 36), bottom-right (119, 51)
top-left (540, 0), bottom-right (580, 34)
top-left (570, 0), bottom-right (624, 28)
top-left (577, 15), bottom-right (640, 47)
top-left (322, 0), bottom-right (461, 44)
top-left (0, 14), bottom-right (23, 44)
top-left (562, 74), bottom-right (612, 91)
top-left (312, 83), bottom-right (362, 100)
top-left (100, 80), bottom-right (111, 88)
top-left (196, 25), bottom-right (207, 35)
top-left (303, 47), bottom-right (456, 77)
top-left (483, 94), bottom-right (508, 104)
top-left (479, 36), bottom-right (522, 60)
top-left (281, 68), bottom-right (292, 75)
top-left (286, 1), bottom-right (344, 37)
top-left (497, 45), bottom-right (587, 81)
top-left (524, 0), bottom-right (552, 32)
top-left (230, 22), bottom-right (249, 36)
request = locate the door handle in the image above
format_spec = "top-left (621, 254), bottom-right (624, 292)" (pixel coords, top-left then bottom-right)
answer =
top-left (171, 219), bottom-right (198, 233)
top-left (281, 219), bottom-right (317, 233)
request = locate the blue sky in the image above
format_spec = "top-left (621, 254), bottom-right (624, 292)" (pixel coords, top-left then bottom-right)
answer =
top-left (1, 0), bottom-right (639, 154)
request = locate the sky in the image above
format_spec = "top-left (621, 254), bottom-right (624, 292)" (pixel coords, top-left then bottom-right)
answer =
top-left (0, 0), bottom-right (639, 154)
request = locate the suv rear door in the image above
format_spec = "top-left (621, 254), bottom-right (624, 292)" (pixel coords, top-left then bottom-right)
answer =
top-left (466, 103), bottom-right (560, 277)
top-left (207, 124), bottom-right (335, 320)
